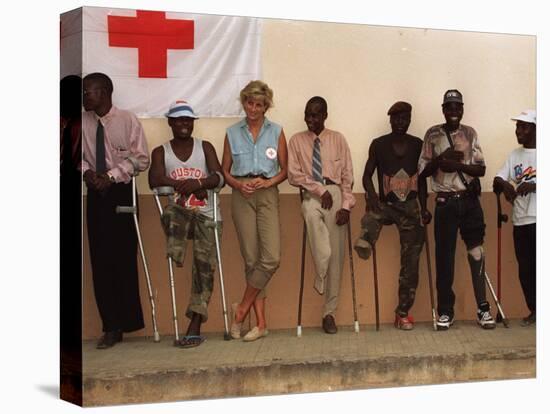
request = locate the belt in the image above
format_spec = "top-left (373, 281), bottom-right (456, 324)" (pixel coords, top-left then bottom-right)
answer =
top-left (436, 190), bottom-right (470, 199)
top-left (323, 177), bottom-right (337, 185)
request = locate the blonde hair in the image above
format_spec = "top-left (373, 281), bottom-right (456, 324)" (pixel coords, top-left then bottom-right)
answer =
top-left (239, 80), bottom-right (274, 110)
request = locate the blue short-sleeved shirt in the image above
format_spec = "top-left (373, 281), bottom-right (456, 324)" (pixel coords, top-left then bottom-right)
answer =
top-left (227, 118), bottom-right (282, 178)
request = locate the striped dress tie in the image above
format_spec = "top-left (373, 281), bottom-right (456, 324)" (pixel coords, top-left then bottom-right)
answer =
top-left (312, 137), bottom-right (323, 183)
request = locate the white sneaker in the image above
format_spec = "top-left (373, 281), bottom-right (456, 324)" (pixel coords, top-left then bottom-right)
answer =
top-left (436, 314), bottom-right (454, 330)
top-left (477, 310), bottom-right (496, 329)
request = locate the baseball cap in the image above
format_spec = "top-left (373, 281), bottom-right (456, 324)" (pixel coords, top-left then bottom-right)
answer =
top-left (165, 100), bottom-right (199, 118)
top-left (511, 109), bottom-right (536, 125)
top-left (442, 89), bottom-right (463, 105)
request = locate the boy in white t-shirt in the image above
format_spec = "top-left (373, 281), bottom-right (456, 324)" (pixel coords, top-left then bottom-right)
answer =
top-left (493, 109), bottom-right (536, 326)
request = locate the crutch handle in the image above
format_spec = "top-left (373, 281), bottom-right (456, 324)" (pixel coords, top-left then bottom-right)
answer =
top-left (153, 186), bottom-right (175, 196)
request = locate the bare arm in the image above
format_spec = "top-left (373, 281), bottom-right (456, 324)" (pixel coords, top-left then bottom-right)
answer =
top-left (148, 145), bottom-right (194, 195)
top-left (148, 146), bottom-right (174, 189)
top-left (362, 141), bottom-right (380, 213)
top-left (252, 130), bottom-right (288, 189)
top-left (201, 140), bottom-right (222, 190)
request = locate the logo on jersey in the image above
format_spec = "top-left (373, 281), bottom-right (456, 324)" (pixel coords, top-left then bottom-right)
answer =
top-left (514, 164), bottom-right (536, 182)
top-left (169, 167), bottom-right (207, 209)
top-left (383, 169), bottom-right (418, 202)
top-left (170, 167), bottom-right (203, 179)
top-left (265, 147), bottom-right (277, 160)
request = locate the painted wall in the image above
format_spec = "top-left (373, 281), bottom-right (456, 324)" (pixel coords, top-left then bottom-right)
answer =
top-left (81, 17), bottom-right (535, 338)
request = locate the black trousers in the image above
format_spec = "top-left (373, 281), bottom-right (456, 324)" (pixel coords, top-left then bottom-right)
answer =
top-left (513, 223), bottom-right (536, 313)
top-left (434, 194), bottom-right (487, 318)
top-left (86, 183), bottom-right (144, 333)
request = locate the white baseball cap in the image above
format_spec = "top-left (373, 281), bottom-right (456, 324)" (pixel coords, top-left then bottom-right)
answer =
top-left (165, 100), bottom-right (199, 119)
top-left (511, 109), bottom-right (536, 125)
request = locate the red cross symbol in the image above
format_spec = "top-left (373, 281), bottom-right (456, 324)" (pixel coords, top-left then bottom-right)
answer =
top-left (108, 10), bottom-right (194, 78)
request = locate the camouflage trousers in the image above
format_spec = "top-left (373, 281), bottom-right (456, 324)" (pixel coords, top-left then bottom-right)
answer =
top-left (161, 203), bottom-right (221, 323)
top-left (354, 199), bottom-right (424, 315)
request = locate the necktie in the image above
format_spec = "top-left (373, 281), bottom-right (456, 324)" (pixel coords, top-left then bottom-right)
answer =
top-left (95, 120), bottom-right (106, 173)
top-left (312, 137), bottom-right (323, 183)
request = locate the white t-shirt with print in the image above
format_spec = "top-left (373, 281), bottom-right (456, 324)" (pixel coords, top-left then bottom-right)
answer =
top-left (496, 147), bottom-right (536, 226)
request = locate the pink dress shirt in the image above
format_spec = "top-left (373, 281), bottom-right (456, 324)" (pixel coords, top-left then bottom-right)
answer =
top-left (288, 128), bottom-right (355, 211)
top-left (81, 106), bottom-right (149, 183)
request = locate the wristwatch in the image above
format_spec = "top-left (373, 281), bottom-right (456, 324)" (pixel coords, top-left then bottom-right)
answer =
top-left (106, 172), bottom-right (116, 183)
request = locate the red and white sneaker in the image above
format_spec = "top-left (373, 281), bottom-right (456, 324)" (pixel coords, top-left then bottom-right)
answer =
top-left (394, 314), bottom-right (414, 330)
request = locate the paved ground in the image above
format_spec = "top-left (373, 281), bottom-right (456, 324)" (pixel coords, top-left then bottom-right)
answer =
top-left (83, 319), bottom-right (535, 378)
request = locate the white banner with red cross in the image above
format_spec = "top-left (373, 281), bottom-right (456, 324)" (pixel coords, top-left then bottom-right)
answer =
top-left (60, 7), bottom-right (262, 118)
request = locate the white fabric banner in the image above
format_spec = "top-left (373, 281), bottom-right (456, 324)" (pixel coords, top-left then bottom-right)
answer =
top-left (61, 6), bottom-right (262, 118)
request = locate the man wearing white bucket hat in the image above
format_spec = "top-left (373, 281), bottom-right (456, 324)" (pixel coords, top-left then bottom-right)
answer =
top-left (493, 109), bottom-right (536, 326)
top-left (149, 100), bottom-right (224, 348)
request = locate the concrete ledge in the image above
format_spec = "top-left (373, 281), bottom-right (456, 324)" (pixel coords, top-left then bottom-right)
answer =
top-left (81, 322), bottom-right (536, 406)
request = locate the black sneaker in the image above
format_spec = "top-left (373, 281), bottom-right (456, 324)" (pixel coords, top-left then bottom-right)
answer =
top-left (436, 314), bottom-right (454, 330)
top-left (477, 309), bottom-right (496, 329)
top-left (520, 312), bottom-right (536, 327)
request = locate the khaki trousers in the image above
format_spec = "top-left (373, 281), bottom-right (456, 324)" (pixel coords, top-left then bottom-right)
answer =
top-left (231, 183), bottom-right (281, 299)
top-left (301, 185), bottom-right (345, 317)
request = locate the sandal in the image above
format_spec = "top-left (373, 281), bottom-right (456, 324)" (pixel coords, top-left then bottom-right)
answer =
top-left (177, 335), bottom-right (206, 349)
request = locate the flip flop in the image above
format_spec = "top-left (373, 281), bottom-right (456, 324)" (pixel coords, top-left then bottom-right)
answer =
top-left (177, 335), bottom-right (206, 349)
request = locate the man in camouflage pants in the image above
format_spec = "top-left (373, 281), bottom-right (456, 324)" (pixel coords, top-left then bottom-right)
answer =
top-left (149, 100), bottom-right (224, 348)
top-left (161, 205), bottom-right (220, 320)
top-left (354, 102), bottom-right (430, 330)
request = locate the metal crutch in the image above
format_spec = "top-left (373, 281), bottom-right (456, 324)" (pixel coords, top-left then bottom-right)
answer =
top-left (152, 186), bottom-right (180, 344)
top-left (372, 245), bottom-right (380, 331)
top-left (346, 221), bottom-right (360, 333)
top-left (209, 190), bottom-right (230, 340)
top-left (495, 192), bottom-right (508, 323)
top-left (484, 269), bottom-right (510, 328)
top-left (297, 188), bottom-right (307, 338)
top-left (423, 226), bottom-right (437, 331)
top-left (116, 175), bottom-right (160, 342)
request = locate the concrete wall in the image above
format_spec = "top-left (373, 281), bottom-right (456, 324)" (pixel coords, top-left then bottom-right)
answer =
top-left (83, 192), bottom-right (525, 338)
top-left (81, 16), bottom-right (535, 339)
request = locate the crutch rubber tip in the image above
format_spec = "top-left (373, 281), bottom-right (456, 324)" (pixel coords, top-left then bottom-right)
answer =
top-left (503, 319), bottom-right (510, 328)
top-left (154, 332), bottom-right (161, 342)
top-left (223, 333), bottom-right (231, 341)
top-left (297, 326), bottom-right (302, 337)
top-left (354, 321), bottom-right (360, 333)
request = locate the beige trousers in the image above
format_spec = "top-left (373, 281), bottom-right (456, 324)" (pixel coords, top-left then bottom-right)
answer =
top-left (301, 185), bottom-right (345, 317)
top-left (231, 183), bottom-right (281, 299)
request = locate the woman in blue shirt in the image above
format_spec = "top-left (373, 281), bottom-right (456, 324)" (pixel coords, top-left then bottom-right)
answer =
top-left (221, 80), bottom-right (288, 342)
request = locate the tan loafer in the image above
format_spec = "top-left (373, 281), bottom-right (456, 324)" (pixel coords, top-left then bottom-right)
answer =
top-left (230, 303), bottom-right (243, 339)
top-left (243, 326), bottom-right (269, 342)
